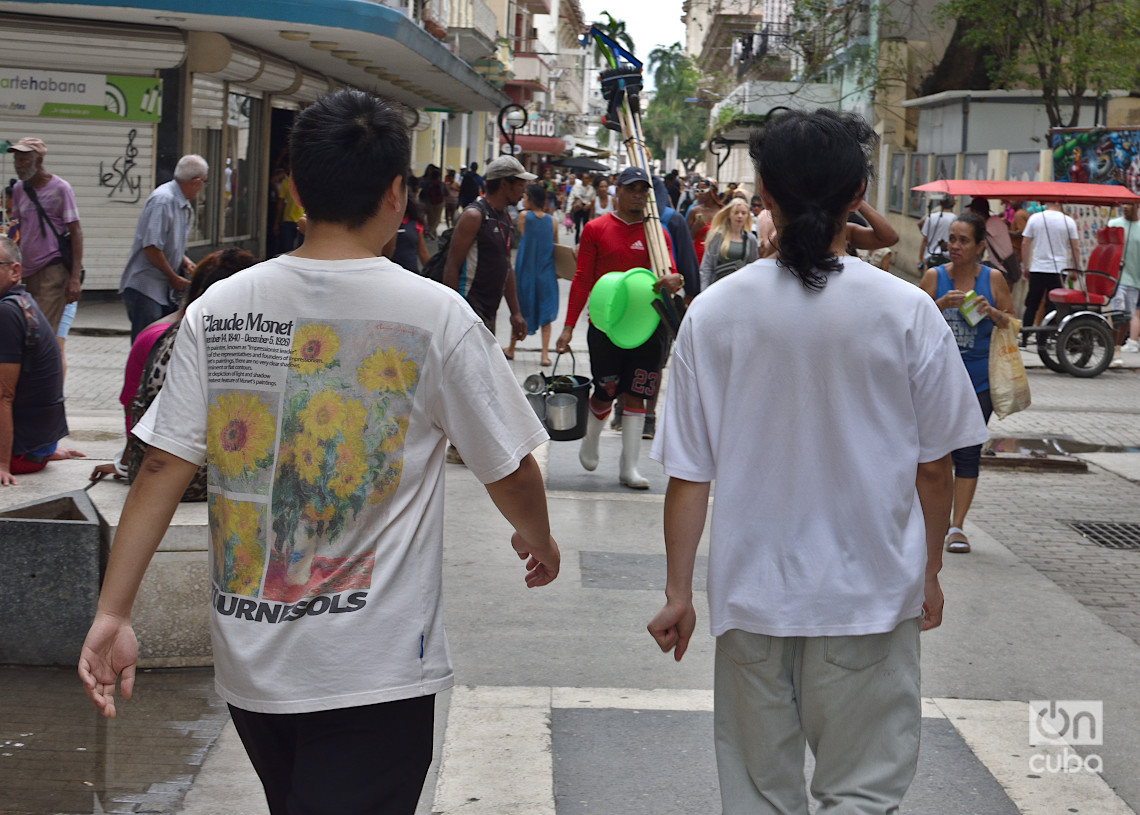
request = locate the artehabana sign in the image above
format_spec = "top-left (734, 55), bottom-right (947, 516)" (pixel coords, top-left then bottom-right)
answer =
top-left (0, 69), bottom-right (162, 123)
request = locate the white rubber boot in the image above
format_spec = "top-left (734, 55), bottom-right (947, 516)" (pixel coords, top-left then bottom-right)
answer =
top-left (619, 412), bottom-right (650, 490)
top-left (578, 408), bottom-right (609, 471)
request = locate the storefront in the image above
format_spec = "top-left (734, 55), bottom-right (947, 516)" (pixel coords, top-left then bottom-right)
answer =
top-left (0, 2), bottom-right (508, 294)
top-left (496, 111), bottom-right (566, 173)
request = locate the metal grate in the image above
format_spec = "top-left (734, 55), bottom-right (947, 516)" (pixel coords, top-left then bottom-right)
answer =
top-left (1067, 521), bottom-right (1140, 550)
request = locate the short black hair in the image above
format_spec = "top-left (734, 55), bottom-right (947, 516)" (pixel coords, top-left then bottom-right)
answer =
top-left (955, 211), bottom-right (987, 243)
top-left (526, 183), bottom-right (546, 207)
top-left (750, 109), bottom-right (875, 291)
top-left (289, 90), bottom-right (410, 229)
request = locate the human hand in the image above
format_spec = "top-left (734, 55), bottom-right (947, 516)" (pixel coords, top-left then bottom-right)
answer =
top-left (938, 288), bottom-right (966, 310)
top-left (170, 274), bottom-right (191, 292)
top-left (67, 276), bottom-right (82, 304)
top-left (510, 312), bottom-right (528, 342)
top-left (654, 273), bottom-right (683, 295)
top-left (90, 462), bottom-right (126, 482)
top-left (511, 530), bottom-right (560, 587)
top-left (555, 326), bottom-right (572, 354)
top-left (648, 599), bottom-right (697, 661)
top-left (78, 612), bottom-right (139, 718)
top-left (922, 575), bottom-right (944, 631)
top-left (0, 467), bottom-right (17, 486)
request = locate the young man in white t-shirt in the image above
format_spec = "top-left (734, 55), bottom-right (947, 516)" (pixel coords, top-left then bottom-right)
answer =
top-left (79, 90), bottom-right (560, 815)
top-left (1020, 202), bottom-right (1080, 326)
top-left (647, 110), bottom-right (986, 814)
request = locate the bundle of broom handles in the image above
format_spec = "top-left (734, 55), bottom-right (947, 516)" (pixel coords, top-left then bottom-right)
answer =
top-left (596, 51), bottom-right (685, 335)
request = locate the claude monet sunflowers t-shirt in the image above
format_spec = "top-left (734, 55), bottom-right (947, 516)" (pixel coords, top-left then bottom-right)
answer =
top-left (135, 255), bottom-right (546, 714)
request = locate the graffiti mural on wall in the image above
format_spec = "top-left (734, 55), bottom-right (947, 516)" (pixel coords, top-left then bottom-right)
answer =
top-left (1051, 128), bottom-right (1140, 193)
top-left (97, 127), bottom-right (142, 204)
top-left (1051, 129), bottom-right (1138, 263)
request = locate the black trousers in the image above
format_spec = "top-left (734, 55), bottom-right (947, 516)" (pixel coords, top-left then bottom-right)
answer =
top-left (1023, 272), bottom-right (1064, 325)
top-left (229, 695), bottom-right (435, 815)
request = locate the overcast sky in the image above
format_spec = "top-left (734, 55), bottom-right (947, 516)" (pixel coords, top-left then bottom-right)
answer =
top-left (577, 0), bottom-right (688, 80)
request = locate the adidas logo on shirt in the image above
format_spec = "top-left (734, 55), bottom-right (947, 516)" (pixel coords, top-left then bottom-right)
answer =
top-left (631, 239), bottom-right (645, 250)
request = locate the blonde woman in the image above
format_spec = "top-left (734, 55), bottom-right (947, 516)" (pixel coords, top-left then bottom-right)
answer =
top-left (699, 198), bottom-right (759, 290)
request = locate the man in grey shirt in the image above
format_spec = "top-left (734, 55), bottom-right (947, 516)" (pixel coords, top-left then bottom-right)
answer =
top-left (119, 154), bottom-right (208, 341)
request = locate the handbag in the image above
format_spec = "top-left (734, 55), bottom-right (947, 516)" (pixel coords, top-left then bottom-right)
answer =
top-left (989, 317), bottom-right (1031, 419)
top-left (21, 182), bottom-right (73, 270)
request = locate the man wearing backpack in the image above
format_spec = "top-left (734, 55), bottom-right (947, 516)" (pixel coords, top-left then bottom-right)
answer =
top-left (457, 161), bottom-right (484, 208)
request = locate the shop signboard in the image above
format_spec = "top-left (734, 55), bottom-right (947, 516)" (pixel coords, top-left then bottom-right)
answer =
top-left (0, 69), bottom-right (161, 122)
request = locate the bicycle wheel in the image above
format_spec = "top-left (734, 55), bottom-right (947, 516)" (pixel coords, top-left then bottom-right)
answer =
top-left (1036, 330), bottom-right (1065, 373)
top-left (1057, 318), bottom-right (1114, 378)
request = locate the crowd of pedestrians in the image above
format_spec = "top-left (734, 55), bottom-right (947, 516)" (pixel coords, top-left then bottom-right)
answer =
top-left (0, 87), bottom-right (1130, 815)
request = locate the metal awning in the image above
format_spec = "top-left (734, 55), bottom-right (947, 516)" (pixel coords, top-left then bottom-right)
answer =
top-left (6, 0), bottom-right (509, 112)
top-left (912, 180), bottom-right (1140, 205)
top-left (502, 134), bottom-right (566, 155)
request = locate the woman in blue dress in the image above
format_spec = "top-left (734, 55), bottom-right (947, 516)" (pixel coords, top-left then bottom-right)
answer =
top-left (919, 211), bottom-right (1015, 554)
top-left (505, 183), bottom-right (559, 365)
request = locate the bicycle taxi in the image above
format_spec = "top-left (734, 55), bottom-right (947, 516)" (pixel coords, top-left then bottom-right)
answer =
top-left (912, 179), bottom-right (1140, 378)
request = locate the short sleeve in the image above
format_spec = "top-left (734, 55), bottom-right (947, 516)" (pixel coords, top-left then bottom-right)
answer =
top-left (1022, 214), bottom-right (1038, 241)
top-left (1066, 217), bottom-right (1078, 240)
top-left (139, 199), bottom-right (173, 251)
top-left (650, 322), bottom-right (715, 481)
top-left (908, 302), bottom-right (990, 462)
top-left (0, 303), bottom-right (25, 364)
top-left (432, 318), bottom-right (547, 484)
top-left (60, 181), bottom-right (79, 223)
top-left (132, 314), bottom-right (208, 465)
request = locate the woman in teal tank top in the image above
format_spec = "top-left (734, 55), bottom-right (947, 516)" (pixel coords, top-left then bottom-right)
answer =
top-left (919, 212), bottom-right (1015, 554)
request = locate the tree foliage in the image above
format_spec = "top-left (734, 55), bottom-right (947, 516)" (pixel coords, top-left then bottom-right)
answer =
top-left (593, 11), bottom-right (636, 67)
top-left (936, 0), bottom-right (1138, 128)
top-left (641, 44), bottom-right (707, 172)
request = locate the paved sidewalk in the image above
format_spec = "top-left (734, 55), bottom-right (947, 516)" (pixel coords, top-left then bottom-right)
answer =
top-left (3, 287), bottom-right (1140, 814)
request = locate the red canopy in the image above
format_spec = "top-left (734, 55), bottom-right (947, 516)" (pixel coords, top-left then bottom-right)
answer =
top-left (911, 179), bottom-right (1140, 205)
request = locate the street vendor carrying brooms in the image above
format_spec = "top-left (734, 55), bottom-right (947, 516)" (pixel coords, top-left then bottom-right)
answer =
top-left (555, 31), bottom-right (684, 489)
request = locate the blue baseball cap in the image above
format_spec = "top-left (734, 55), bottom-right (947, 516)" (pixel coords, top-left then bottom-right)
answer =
top-left (618, 166), bottom-right (650, 186)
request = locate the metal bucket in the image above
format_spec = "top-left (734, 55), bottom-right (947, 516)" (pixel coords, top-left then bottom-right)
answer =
top-left (544, 393), bottom-right (579, 431)
top-left (543, 351), bottom-right (590, 441)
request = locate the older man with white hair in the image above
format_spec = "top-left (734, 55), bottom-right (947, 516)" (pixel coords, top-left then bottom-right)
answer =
top-left (119, 154), bottom-right (208, 341)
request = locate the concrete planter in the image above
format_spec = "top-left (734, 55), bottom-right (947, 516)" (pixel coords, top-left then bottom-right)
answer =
top-left (0, 490), bottom-right (107, 666)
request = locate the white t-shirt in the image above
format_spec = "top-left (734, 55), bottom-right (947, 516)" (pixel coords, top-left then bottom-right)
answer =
top-left (135, 254), bottom-right (547, 713)
top-left (921, 210), bottom-right (955, 259)
top-left (1023, 209), bottom-right (1078, 274)
top-left (651, 256), bottom-right (988, 638)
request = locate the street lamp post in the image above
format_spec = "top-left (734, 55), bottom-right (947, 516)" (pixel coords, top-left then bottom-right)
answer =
top-left (498, 104), bottom-right (527, 157)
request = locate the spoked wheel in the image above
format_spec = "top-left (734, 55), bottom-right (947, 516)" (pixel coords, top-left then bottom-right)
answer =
top-left (1035, 327), bottom-right (1065, 373)
top-left (1057, 317), bottom-right (1114, 377)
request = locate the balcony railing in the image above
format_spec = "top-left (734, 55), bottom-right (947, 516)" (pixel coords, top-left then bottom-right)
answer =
top-left (446, 0), bottom-right (498, 60)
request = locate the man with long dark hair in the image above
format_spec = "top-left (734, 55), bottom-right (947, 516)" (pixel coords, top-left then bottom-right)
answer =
top-left (648, 109), bottom-right (986, 813)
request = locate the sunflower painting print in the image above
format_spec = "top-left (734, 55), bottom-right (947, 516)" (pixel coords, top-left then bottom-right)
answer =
top-left (208, 494), bottom-right (267, 596)
top-left (206, 390), bottom-right (279, 494)
top-left (267, 320), bottom-right (429, 603)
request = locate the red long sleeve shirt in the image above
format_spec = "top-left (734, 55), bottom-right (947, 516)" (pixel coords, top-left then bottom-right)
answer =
top-left (565, 213), bottom-right (676, 327)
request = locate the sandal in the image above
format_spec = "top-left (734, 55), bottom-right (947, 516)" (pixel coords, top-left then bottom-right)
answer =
top-left (945, 527), bottom-right (971, 554)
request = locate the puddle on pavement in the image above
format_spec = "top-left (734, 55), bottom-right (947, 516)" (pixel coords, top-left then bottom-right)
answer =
top-left (988, 436), bottom-right (1140, 456)
top-left (0, 665), bottom-right (228, 814)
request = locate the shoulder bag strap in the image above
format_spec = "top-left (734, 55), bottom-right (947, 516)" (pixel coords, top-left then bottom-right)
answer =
top-left (21, 183), bottom-right (68, 254)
